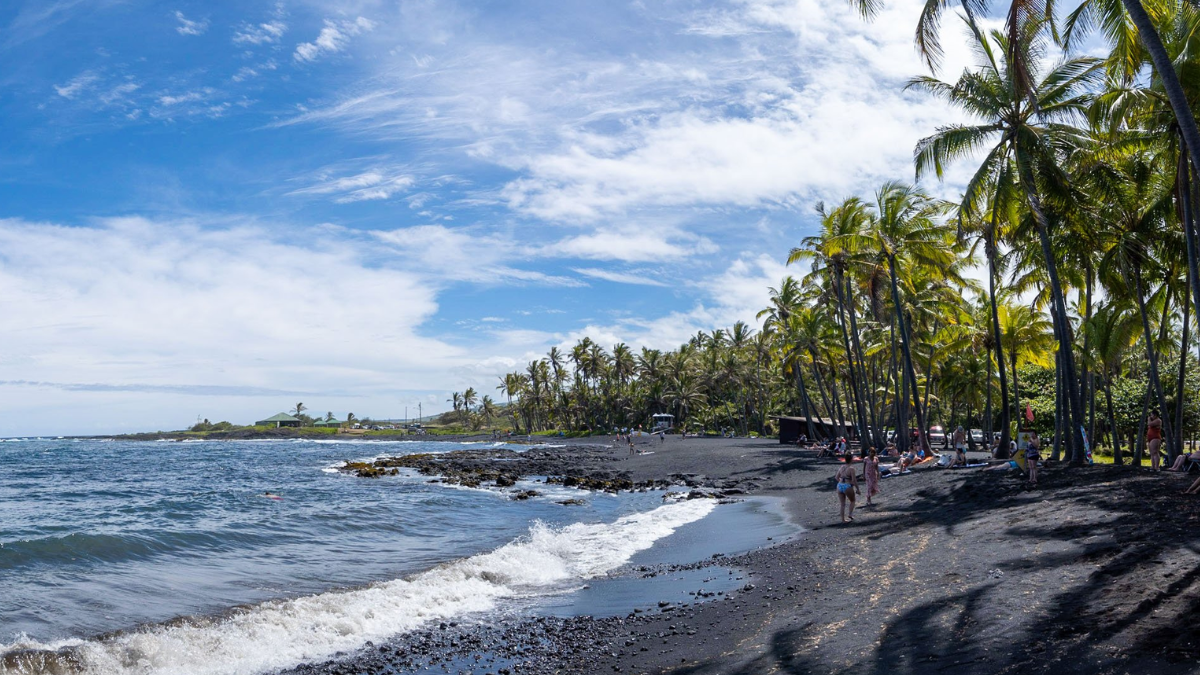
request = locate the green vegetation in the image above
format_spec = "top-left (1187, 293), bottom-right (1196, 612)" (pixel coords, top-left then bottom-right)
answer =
top-left (444, 2), bottom-right (1200, 465)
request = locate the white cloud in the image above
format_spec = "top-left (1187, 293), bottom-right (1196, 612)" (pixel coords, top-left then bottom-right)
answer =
top-left (158, 90), bottom-right (206, 106)
top-left (573, 268), bottom-right (667, 287)
top-left (294, 17), bottom-right (375, 62)
top-left (99, 81), bottom-right (140, 104)
top-left (289, 168), bottom-right (416, 203)
top-left (0, 217), bottom-right (460, 426)
top-left (234, 20), bottom-right (287, 45)
top-left (369, 225), bottom-right (582, 287)
top-left (54, 71), bottom-right (99, 98)
top-left (174, 11), bottom-right (208, 36)
top-left (544, 226), bottom-right (718, 263)
top-left (232, 66), bottom-right (258, 82)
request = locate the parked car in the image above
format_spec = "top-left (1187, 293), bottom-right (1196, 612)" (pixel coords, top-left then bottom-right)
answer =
top-left (928, 425), bottom-right (947, 447)
top-left (970, 429), bottom-right (985, 444)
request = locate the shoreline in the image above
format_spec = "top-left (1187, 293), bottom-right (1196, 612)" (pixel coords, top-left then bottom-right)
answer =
top-left (300, 437), bottom-right (1200, 674)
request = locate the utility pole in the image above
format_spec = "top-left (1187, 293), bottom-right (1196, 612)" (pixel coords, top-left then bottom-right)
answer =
top-left (418, 402), bottom-right (422, 421)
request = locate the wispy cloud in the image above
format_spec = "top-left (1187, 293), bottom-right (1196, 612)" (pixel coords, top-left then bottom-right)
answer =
top-left (233, 20), bottom-right (287, 45)
top-left (545, 226), bottom-right (718, 263)
top-left (294, 16), bottom-right (375, 62)
top-left (369, 225), bottom-right (583, 287)
top-left (54, 71), bottom-right (98, 98)
top-left (174, 11), bottom-right (208, 36)
top-left (0, 380), bottom-right (318, 397)
top-left (288, 168), bottom-right (416, 203)
top-left (573, 268), bottom-right (666, 287)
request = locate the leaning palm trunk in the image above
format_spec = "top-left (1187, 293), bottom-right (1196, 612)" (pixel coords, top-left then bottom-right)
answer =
top-left (796, 366), bottom-right (819, 441)
top-left (1175, 301), bottom-right (1190, 451)
top-left (1123, 3), bottom-right (1200, 313)
top-left (886, 255), bottom-right (929, 451)
top-left (1019, 174), bottom-right (1088, 463)
top-left (1135, 386), bottom-right (1150, 466)
top-left (986, 221), bottom-right (1012, 457)
top-left (1133, 266), bottom-right (1177, 461)
top-left (1052, 345), bottom-right (1063, 461)
top-left (1105, 375), bottom-right (1123, 464)
top-left (985, 357), bottom-right (994, 445)
top-left (833, 270), bottom-right (873, 450)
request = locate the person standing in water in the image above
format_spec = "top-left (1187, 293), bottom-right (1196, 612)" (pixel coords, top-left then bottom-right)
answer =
top-left (1147, 410), bottom-right (1164, 471)
top-left (863, 448), bottom-right (880, 506)
top-left (835, 455), bottom-right (860, 523)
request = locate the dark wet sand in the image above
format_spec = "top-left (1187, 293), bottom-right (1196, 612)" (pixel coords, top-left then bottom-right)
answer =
top-left (289, 436), bottom-right (1200, 675)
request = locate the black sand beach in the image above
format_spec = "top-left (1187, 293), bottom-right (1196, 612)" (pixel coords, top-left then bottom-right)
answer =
top-left (297, 436), bottom-right (1200, 675)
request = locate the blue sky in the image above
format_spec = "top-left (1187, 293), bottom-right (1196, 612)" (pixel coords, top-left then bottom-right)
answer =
top-left (0, 0), bottom-right (992, 435)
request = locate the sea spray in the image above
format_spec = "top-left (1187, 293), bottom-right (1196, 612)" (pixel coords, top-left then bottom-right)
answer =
top-left (0, 499), bottom-right (716, 675)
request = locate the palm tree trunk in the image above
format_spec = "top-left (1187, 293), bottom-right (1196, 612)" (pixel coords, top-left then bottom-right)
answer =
top-left (796, 365), bottom-right (819, 441)
top-left (843, 274), bottom-right (881, 448)
top-left (986, 223), bottom-right (1012, 458)
top-left (890, 315), bottom-right (909, 451)
top-left (1083, 264), bottom-right (1097, 447)
top-left (1123, 0), bottom-right (1200, 285)
top-left (830, 370), bottom-right (846, 439)
top-left (833, 270), bottom-right (873, 449)
top-left (1020, 178), bottom-right (1087, 463)
top-left (1106, 375), bottom-right (1123, 465)
top-left (1136, 386), bottom-right (1149, 466)
top-left (1052, 346), bottom-right (1063, 461)
top-left (923, 320), bottom-right (941, 420)
top-left (1176, 296), bottom-right (1191, 452)
top-left (985, 356), bottom-right (994, 446)
top-left (1011, 342), bottom-right (1020, 433)
top-left (887, 255), bottom-right (929, 451)
top-left (1134, 266), bottom-right (1177, 461)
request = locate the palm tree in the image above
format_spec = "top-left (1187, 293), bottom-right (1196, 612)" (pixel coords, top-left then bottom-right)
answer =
top-left (848, 0), bottom-right (1200, 289)
top-left (1084, 301), bottom-right (1140, 463)
top-left (479, 395), bottom-right (498, 426)
top-left (910, 14), bottom-right (1100, 462)
top-left (998, 301), bottom-right (1055, 425)
top-left (790, 198), bottom-right (877, 450)
top-left (865, 182), bottom-right (958, 451)
top-left (292, 402), bottom-right (306, 417)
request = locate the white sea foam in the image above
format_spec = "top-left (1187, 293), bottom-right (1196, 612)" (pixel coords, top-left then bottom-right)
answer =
top-left (0, 499), bottom-right (715, 675)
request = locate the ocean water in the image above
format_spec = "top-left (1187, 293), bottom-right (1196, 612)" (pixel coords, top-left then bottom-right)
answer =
top-left (0, 438), bottom-right (739, 675)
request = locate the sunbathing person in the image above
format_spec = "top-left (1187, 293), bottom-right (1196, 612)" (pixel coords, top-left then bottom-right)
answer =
top-left (1185, 475), bottom-right (1200, 494)
top-left (1169, 447), bottom-right (1200, 471)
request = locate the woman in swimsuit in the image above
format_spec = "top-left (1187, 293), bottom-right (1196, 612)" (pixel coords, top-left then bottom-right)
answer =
top-left (1026, 432), bottom-right (1041, 485)
top-left (1147, 410), bottom-right (1163, 471)
top-left (863, 448), bottom-right (881, 505)
top-left (835, 457), bottom-right (860, 523)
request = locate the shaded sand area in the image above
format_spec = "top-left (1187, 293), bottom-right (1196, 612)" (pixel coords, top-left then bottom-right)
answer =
top-left (293, 437), bottom-right (1200, 675)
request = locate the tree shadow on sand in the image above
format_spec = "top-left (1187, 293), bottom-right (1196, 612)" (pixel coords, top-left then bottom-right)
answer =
top-left (696, 464), bottom-right (1200, 674)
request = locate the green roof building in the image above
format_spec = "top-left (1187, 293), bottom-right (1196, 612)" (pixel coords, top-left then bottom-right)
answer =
top-left (314, 418), bottom-right (343, 427)
top-left (256, 412), bottom-right (301, 428)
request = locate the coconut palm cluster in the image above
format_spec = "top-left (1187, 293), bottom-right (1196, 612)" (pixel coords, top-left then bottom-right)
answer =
top-left (485, 2), bottom-right (1200, 465)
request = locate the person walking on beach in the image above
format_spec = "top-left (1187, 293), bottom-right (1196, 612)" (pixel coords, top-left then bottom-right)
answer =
top-left (835, 456), bottom-right (860, 523)
top-left (863, 448), bottom-right (880, 506)
top-left (1147, 410), bottom-right (1164, 471)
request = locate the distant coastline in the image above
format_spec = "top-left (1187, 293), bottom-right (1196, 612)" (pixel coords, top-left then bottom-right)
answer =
top-left (80, 428), bottom-right (594, 443)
